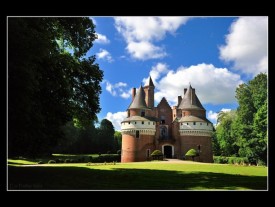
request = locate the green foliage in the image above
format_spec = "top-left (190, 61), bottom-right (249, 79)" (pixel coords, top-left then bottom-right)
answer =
top-left (215, 110), bottom-right (238, 156)
top-left (213, 156), bottom-right (249, 165)
top-left (48, 160), bottom-right (56, 164)
top-left (9, 17), bottom-right (103, 157)
top-left (54, 119), bottom-right (117, 155)
top-left (90, 154), bottom-right (121, 163)
top-left (151, 150), bottom-right (163, 160)
top-left (114, 131), bottom-right (122, 152)
top-left (213, 73), bottom-right (267, 165)
top-left (185, 149), bottom-right (199, 161)
top-left (65, 159), bottom-right (71, 163)
top-left (151, 150), bottom-right (163, 156)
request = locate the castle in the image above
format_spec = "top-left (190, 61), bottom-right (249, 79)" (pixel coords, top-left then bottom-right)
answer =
top-left (121, 77), bottom-right (214, 163)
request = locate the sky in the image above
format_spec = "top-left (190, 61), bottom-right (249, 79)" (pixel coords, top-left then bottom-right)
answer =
top-left (86, 16), bottom-right (268, 130)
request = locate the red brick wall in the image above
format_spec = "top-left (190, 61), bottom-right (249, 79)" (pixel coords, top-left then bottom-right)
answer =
top-left (121, 134), bottom-right (155, 162)
top-left (179, 135), bottom-right (213, 163)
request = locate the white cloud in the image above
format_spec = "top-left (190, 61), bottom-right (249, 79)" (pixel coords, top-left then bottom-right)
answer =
top-left (105, 111), bottom-right (127, 130)
top-left (145, 63), bottom-right (242, 106)
top-left (220, 16), bottom-right (268, 76)
top-left (96, 48), bottom-right (113, 62)
top-left (114, 17), bottom-right (190, 60)
top-left (95, 33), bottom-right (110, 44)
top-left (126, 41), bottom-right (166, 60)
top-left (120, 89), bottom-right (132, 99)
top-left (105, 80), bottom-right (131, 99)
top-left (207, 108), bottom-right (231, 124)
top-left (143, 63), bottom-right (169, 86)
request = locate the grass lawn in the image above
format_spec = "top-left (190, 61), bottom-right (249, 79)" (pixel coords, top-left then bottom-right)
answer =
top-left (7, 159), bottom-right (267, 190)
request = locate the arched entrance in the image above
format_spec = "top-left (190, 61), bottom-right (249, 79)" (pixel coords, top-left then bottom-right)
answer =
top-left (162, 145), bottom-right (174, 158)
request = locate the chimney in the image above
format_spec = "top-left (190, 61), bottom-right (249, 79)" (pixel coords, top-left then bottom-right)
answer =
top-left (132, 88), bottom-right (136, 101)
top-left (178, 96), bottom-right (182, 106)
top-left (184, 88), bottom-right (187, 95)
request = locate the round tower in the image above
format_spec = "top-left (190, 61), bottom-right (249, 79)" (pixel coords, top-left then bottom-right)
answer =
top-left (178, 85), bottom-right (214, 163)
top-left (121, 85), bottom-right (156, 162)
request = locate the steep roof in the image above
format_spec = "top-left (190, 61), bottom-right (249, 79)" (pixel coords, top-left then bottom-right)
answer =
top-left (178, 85), bottom-right (205, 110)
top-left (128, 85), bottom-right (149, 110)
top-left (148, 76), bottom-right (155, 87)
top-left (157, 97), bottom-right (170, 108)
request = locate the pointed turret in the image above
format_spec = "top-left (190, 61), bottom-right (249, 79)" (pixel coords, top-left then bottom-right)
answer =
top-left (128, 85), bottom-right (149, 109)
top-left (178, 85), bottom-right (205, 110)
top-left (149, 76), bottom-right (155, 88)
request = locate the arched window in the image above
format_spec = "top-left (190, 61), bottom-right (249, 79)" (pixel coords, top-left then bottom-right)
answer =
top-left (136, 130), bottom-right (140, 138)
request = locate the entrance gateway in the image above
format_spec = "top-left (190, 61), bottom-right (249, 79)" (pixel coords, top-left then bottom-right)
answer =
top-left (162, 145), bottom-right (174, 158)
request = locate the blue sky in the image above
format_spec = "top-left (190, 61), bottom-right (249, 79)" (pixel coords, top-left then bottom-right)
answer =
top-left (87, 17), bottom-right (268, 130)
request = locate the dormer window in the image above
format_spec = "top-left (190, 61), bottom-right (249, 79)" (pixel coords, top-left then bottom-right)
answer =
top-left (141, 110), bottom-right (145, 117)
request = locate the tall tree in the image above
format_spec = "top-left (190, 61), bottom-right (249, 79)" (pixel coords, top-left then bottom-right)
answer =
top-left (215, 110), bottom-right (238, 156)
top-left (97, 119), bottom-right (115, 153)
top-left (114, 131), bottom-right (122, 152)
top-left (234, 73), bottom-right (267, 164)
top-left (8, 17), bottom-right (103, 157)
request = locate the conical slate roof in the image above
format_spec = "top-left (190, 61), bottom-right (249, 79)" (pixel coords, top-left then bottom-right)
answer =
top-left (149, 76), bottom-right (155, 87)
top-left (128, 85), bottom-right (149, 109)
top-left (178, 85), bottom-right (205, 110)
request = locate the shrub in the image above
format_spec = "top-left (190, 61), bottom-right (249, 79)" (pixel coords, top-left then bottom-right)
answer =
top-left (55, 159), bottom-right (64, 163)
top-left (89, 156), bottom-right (93, 162)
top-left (37, 161), bottom-right (44, 164)
top-left (48, 160), bottom-right (56, 164)
top-left (151, 150), bottom-right (163, 156)
top-left (117, 150), bottom-right (121, 155)
top-left (257, 159), bottom-right (266, 166)
top-left (91, 154), bottom-right (121, 163)
top-left (151, 150), bottom-right (163, 160)
top-left (185, 149), bottom-right (198, 161)
top-left (64, 159), bottom-right (71, 163)
top-left (214, 156), bottom-right (249, 165)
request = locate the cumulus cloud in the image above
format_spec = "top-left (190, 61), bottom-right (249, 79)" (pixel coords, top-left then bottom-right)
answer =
top-left (126, 41), bottom-right (166, 60)
top-left (105, 111), bottom-right (127, 130)
top-left (207, 108), bottom-right (231, 124)
top-left (96, 48), bottom-right (113, 62)
top-left (95, 33), bottom-right (110, 44)
top-left (143, 63), bottom-right (169, 86)
top-left (145, 63), bottom-right (242, 106)
top-left (105, 80), bottom-right (131, 99)
top-left (114, 17), bottom-right (190, 60)
top-left (220, 16), bottom-right (268, 76)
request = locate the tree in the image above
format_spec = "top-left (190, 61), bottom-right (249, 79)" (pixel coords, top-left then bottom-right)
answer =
top-left (185, 149), bottom-right (198, 161)
top-left (8, 17), bottom-right (103, 157)
top-left (97, 119), bottom-right (115, 153)
top-left (114, 131), bottom-right (122, 152)
top-left (215, 110), bottom-right (239, 156)
top-left (234, 73), bottom-right (267, 164)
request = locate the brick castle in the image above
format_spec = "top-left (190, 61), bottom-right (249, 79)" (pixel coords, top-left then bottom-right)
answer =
top-left (121, 77), bottom-right (214, 163)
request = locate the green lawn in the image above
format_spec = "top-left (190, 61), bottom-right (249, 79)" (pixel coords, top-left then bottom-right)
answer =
top-left (8, 159), bottom-right (267, 190)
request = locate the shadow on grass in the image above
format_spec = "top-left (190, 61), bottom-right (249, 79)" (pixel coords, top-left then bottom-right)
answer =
top-left (8, 166), bottom-right (267, 190)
